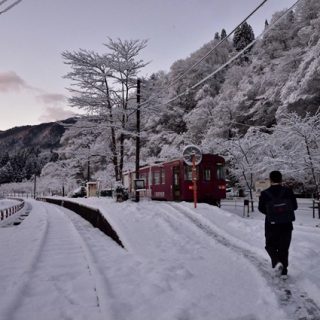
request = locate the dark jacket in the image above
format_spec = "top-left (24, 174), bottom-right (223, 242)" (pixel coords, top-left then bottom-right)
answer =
top-left (258, 185), bottom-right (298, 223)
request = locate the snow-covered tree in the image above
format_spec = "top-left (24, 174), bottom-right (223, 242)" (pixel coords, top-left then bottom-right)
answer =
top-left (272, 111), bottom-right (320, 195)
top-left (221, 29), bottom-right (227, 40)
top-left (62, 38), bottom-right (148, 181)
top-left (183, 84), bottom-right (214, 145)
top-left (222, 127), bottom-right (267, 202)
top-left (260, 10), bottom-right (296, 59)
top-left (233, 22), bottom-right (255, 52)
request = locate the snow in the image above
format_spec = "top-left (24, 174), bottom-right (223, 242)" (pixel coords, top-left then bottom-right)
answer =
top-left (0, 198), bottom-right (20, 210)
top-left (0, 197), bottom-right (319, 320)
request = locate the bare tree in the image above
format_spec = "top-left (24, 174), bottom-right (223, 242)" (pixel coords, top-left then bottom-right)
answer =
top-left (62, 38), bottom-right (148, 181)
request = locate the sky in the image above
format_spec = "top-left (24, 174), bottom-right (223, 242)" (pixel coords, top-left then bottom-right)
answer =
top-left (1, 197), bottom-right (320, 319)
top-left (0, 0), bottom-right (298, 131)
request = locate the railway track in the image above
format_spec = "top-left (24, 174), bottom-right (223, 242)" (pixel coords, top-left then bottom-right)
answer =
top-left (1, 200), bottom-right (117, 320)
top-left (164, 202), bottom-right (320, 320)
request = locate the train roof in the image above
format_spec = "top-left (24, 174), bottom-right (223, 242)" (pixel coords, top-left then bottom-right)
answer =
top-left (140, 153), bottom-right (224, 169)
top-left (122, 154), bottom-right (224, 173)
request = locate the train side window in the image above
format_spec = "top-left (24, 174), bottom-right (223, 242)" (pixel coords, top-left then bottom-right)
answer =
top-left (184, 166), bottom-right (199, 181)
top-left (161, 168), bottom-right (165, 184)
top-left (216, 164), bottom-right (225, 180)
top-left (203, 168), bottom-right (211, 181)
top-left (153, 171), bottom-right (161, 185)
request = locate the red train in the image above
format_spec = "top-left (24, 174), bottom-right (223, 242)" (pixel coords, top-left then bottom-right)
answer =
top-left (123, 154), bottom-right (226, 206)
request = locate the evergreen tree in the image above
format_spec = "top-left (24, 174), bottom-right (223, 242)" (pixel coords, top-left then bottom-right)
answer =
top-left (214, 32), bottom-right (220, 41)
top-left (221, 29), bottom-right (227, 40)
top-left (233, 22), bottom-right (255, 52)
top-left (10, 152), bottom-right (27, 182)
top-left (0, 152), bottom-right (9, 167)
top-left (0, 162), bottom-right (14, 184)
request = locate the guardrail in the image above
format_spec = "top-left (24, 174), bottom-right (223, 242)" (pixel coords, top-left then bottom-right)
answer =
top-left (0, 199), bottom-right (25, 222)
top-left (39, 198), bottom-right (124, 248)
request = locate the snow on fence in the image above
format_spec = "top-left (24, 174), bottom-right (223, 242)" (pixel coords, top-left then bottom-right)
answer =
top-left (39, 197), bottom-right (124, 248)
top-left (0, 199), bottom-right (25, 222)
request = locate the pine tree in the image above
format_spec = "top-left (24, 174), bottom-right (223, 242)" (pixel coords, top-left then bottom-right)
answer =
top-left (214, 32), bottom-right (220, 41)
top-left (0, 162), bottom-right (14, 183)
top-left (0, 152), bottom-right (9, 167)
top-left (233, 22), bottom-right (255, 52)
top-left (221, 29), bottom-right (227, 40)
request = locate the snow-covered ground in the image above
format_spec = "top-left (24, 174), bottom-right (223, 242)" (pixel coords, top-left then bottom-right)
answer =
top-left (0, 197), bottom-right (319, 320)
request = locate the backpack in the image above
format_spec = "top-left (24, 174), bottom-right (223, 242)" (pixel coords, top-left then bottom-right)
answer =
top-left (265, 189), bottom-right (295, 224)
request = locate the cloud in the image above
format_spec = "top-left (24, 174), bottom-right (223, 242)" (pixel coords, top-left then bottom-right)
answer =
top-left (37, 93), bottom-right (76, 122)
top-left (0, 71), bottom-right (28, 92)
top-left (39, 106), bottom-right (76, 123)
top-left (36, 93), bottom-right (66, 106)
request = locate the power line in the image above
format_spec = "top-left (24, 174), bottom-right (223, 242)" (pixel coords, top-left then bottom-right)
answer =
top-left (131, 0), bottom-right (303, 137)
top-left (0, 0), bottom-right (22, 15)
top-left (146, 0), bottom-right (303, 109)
top-left (165, 0), bottom-right (268, 91)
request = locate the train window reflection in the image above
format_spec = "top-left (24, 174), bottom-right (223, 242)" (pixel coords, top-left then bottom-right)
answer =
top-left (184, 166), bottom-right (199, 181)
top-left (203, 168), bottom-right (211, 181)
top-left (161, 168), bottom-right (165, 184)
top-left (153, 171), bottom-right (161, 185)
top-left (216, 165), bottom-right (225, 180)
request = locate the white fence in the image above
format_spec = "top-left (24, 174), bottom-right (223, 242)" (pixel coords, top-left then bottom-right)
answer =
top-left (0, 199), bottom-right (25, 223)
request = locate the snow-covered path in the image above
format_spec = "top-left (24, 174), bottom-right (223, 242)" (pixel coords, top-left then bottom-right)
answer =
top-left (0, 201), bottom-right (104, 320)
top-left (164, 202), bottom-right (320, 319)
top-left (0, 198), bottom-right (320, 320)
top-left (95, 200), bottom-right (285, 320)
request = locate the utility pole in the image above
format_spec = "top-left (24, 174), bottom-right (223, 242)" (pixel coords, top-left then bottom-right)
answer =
top-left (33, 174), bottom-right (36, 199)
top-left (135, 78), bottom-right (141, 202)
top-left (87, 157), bottom-right (90, 182)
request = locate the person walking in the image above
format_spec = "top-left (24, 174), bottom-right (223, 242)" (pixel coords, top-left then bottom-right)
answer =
top-left (258, 171), bottom-right (298, 278)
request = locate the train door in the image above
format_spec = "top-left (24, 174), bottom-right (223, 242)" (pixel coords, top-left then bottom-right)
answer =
top-left (172, 166), bottom-right (180, 200)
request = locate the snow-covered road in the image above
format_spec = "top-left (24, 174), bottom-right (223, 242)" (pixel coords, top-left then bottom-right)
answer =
top-left (0, 198), bottom-right (319, 320)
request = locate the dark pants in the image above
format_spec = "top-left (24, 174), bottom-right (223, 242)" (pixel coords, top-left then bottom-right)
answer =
top-left (265, 222), bottom-right (293, 272)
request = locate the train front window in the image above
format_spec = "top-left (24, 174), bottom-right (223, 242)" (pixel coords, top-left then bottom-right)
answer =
top-left (216, 164), bottom-right (225, 180)
top-left (203, 168), bottom-right (211, 181)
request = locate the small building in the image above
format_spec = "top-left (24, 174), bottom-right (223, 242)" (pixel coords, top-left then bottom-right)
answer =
top-left (86, 181), bottom-right (99, 197)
